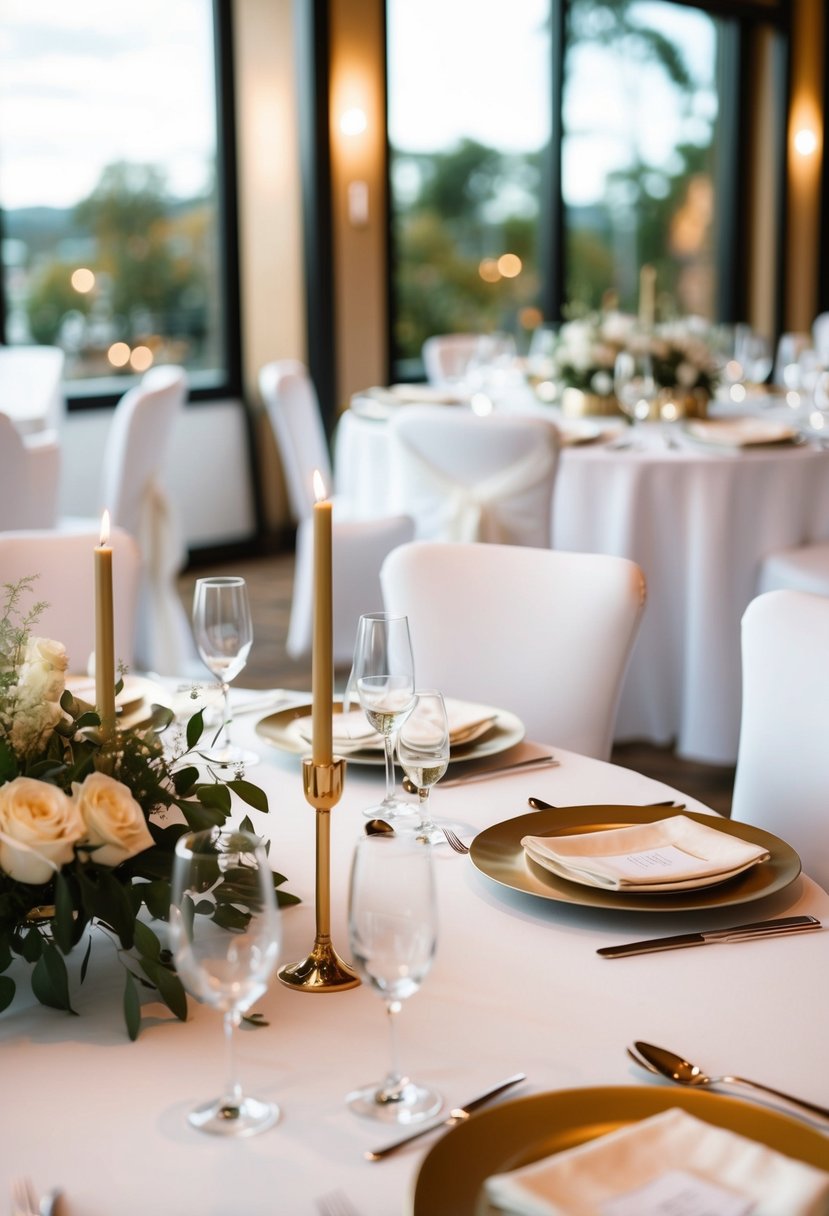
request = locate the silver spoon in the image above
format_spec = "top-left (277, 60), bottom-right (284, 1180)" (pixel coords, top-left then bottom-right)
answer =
top-left (364, 818), bottom-right (394, 837)
top-left (633, 1041), bottom-right (829, 1122)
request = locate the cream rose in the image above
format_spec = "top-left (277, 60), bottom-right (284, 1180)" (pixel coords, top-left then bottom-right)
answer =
top-left (74, 773), bottom-right (154, 867)
top-left (0, 777), bottom-right (84, 884)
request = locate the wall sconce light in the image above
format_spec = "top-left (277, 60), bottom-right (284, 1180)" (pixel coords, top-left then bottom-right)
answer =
top-left (339, 107), bottom-right (367, 137)
top-left (794, 127), bottom-right (818, 156)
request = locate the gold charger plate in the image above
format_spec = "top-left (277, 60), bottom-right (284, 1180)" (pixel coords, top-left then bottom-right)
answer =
top-left (411, 1086), bottom-right (829, 1216)
top-left (66, 674), bottom-right (172, 729)
top-left (468, 806), bottom-right (800, 912)
top-left (256, 700), bottom-right (524, 767)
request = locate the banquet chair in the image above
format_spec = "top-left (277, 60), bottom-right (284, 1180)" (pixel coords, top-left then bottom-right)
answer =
top-left (813, 312), bottom-right (829, 362)
top-left (380, 541), bottom-right (646, 760)
top-left (731, 590), bottom-right (829, 892)
top-left (0, 526), bottom-right (141, 675)
top-left (0, 412), bottom-right (61, 530)
top-left (259, 359), bottom-right (415, 664)
top-left (61, 365), bottom-right (194, 675)
top-left (421, 334), bottom-right (481, 387)
top-left (387, 406), bottom-right (560, 547)
top-left (757, 541), bottom-right (829, 599)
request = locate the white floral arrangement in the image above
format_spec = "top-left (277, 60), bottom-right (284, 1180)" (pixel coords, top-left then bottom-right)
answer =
top-left (0, 578), bottom-right (297, 1038)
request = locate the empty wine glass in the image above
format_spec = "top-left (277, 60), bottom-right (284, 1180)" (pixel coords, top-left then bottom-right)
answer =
top-left (169, 827), bottom-right (282, 1136)
top-left (192, 576), bottom-right (258, 766)
top-left (397, 690), bottom-right (450, 845)
top-left (614, 350), bottom-right (657, 431)
top-left (349, 612), bottom-right (416, 819)
top-left (346, 833), bottom-right (440, 1124)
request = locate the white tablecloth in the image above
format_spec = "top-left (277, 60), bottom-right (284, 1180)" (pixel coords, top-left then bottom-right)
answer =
top-left (2, 697), bottom-right (827, 1215)
top-left (335, 403), bottom-right (829, 763)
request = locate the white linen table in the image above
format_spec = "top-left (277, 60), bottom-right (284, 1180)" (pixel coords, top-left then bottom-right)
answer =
top-left (1, 698), bottom-right (827, 1215)
top-left (336, 404), bottom-right (829, 763)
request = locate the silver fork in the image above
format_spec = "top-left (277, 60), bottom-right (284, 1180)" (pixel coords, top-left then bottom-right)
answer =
top-left (11, 1177), bottom-right (39, 1216)
top-left (442, 826), bottom-right (469, 854)
top-left (315, 1191), bottom-right (363, 1216)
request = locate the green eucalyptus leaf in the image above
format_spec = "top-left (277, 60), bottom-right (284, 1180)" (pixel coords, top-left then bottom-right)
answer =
top-left (123, 969), bottom-right (141, 1041)
top-left (139, 957), bottom-right (188, 1021)
top-left (196, 783), bottom-right (231, 814)
top-left (0, 974), bottom-right (16, 1012)
top-left (277, 888), bottom-right (302, 908)
top-left (181, 801), bottom-right (227, 832)
top-left (0, 937), bottom-right (12, 972)
top-left (53, 872), bottom-right (75, 954)
top-left (212, 903), bottom-right (250, 931)
top-left (133, 920), bottom-right (162, 961)
top-left (148, 704), bottom-right (175, 732)
top-left (74, 711), bottom-right (102, 730)
top-left (141, 879), bottom-right (172, 921)
top-left (227, 780), bottom-right (269, 814)
top-left (172, 765), bottom-right (200, 796)
top-left (186, 709), bottom-right (205, 750)
top-left (21, 927), bottom-right (44, 963)
top-left (32, 943), bottom-right (76, 1013)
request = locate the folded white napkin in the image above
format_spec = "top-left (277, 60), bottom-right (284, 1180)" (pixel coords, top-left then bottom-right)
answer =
top-left (485, 1107), bottom-right (829, 1216)
top-left (293, 700), bottom-right (498, 753)
top-left (684, 418), bottom-right (797, 448)
top-left (521, 815), bottom-right (769, 892)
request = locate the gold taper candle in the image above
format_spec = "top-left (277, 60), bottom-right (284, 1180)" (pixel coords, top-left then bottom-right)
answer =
top-left (311, 471), bottom-right (333, 765)
top-left (94, 510), bottom-right (116, 738)
top-left (638, 264), bottom-right (656, 330)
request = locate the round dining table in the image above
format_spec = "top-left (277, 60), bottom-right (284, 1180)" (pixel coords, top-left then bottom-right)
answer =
top-left (2, 692), bottom-right (827, 1215)
top-left (335, 393), bottom-right (829, 764)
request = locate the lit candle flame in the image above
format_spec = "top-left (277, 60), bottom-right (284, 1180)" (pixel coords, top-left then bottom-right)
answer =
top-left (312, 470), bottom-right (327, 503)
top-left (99, 509), bottom-right (111, 546)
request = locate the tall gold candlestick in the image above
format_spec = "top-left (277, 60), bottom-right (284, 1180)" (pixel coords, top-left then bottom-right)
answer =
top-left (278, 472), bottom-right (359, 993)
top-left (94, 511), bottom-right (116, 739)
top-left (639, 264), bottom-right (656, 330)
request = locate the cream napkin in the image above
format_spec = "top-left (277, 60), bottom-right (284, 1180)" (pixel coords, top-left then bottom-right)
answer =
top-left (293, 700), bottom-right (498, 753)
top-left (521, 815), bottom-right (769, 892)
top-left (485, 1108), bottom-right (829, 1216)
top-left (683, 418), bottom-right (798, 448)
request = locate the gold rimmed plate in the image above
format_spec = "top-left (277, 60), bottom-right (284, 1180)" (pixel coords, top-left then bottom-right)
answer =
top-left (256, 700), bottom-right (524, 767)
top-left (468, 806), bottom-right (800, 912)
top-left (411, 1085), bottom-right (829, 1215)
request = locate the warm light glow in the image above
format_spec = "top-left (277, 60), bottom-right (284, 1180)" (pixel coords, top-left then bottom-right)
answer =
top-left (340, 107), bottom-right (367, 137)
top-left (313, 469), bottom-right (327, 502)
top-left (99, 509), bottom-right (111, 546)
top-left (729, 383), bottom-right (747, 403)
top-left (129, 345), bottom-right (153, 372)
top-left (71, 267), bottom-right (95, 293)
top-left (660, 400), bottom-right (679, 423)
top-left (479, 258), bottom-right (500, 283)
top-left (497, 253), bottom-right (522, 279)
top-left (519, 306), bottom-right (543, 330)
top-left (794, 127), bottom-right (818, 157)
top-left (470, 393), bottom-right (494, 416)
top-left (108, 341), bottom-right (130, 368)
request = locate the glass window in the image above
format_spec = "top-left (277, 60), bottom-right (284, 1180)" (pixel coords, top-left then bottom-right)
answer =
top-left (563, 0), bottom-right (720, 318)
top-left (0, 0), bottom-right (228, 396)
top-left (386, 0), bottom-right (552, 377)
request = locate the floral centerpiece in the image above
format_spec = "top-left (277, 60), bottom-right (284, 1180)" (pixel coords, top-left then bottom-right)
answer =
top-left (0, 578), bottom-right (298, 1039)
top-left (533, 310), bottom-right (720, 418)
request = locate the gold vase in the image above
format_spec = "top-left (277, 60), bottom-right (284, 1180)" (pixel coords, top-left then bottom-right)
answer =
top-left (655, 387), bottom-right (709, 421)
top-left (561, 387), bottom-right (621, 418)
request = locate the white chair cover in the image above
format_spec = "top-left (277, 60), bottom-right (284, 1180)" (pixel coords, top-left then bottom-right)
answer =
top-left (0, 412), bottom-right (61, 530)
top-left (732, 590), bottom-right (829, 892)
top-left (421, 334), bottom-right (481, 387)
top-left (0, 345), bottom-right (65, 434)
top-left (259, 360), bottom-right (416, 664)
top-left (381, 541), bottom-right (646, 760)
top-left (758, 542), bottom-right (829, 598)
top-left (388, 406), bottom-right (560, 547)
top-left (0, 526), bottom-right (141, 675)
top-left (812, 312), bottom-right (829, 362)
top-left (62, 366), bottom-right (193, 675)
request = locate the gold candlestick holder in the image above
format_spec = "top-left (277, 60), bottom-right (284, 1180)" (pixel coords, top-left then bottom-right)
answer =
top-left (278, 756), bottom-right (361, 992)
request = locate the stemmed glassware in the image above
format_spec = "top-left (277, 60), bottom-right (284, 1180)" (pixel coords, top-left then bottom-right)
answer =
top-left (348, 612), bottom-right (416, 819)
top-left (346, 833), bottom-right (440, 1124)
top-left (614, 349), bottom-right (657, 432)
top-left (169, 827), bottom-right (282, 1136)
top-left (397, 690), bottom-right (450, 845)
top-left (192, 575), bottom-right (258, 766)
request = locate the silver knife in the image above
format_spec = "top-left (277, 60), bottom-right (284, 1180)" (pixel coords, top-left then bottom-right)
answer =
top-left (597, 915), bottom-right (822, 958)
top-left (365, 1072), bottom-right (526, 1161)
top-left (441, 757), bottom-right (559, 788)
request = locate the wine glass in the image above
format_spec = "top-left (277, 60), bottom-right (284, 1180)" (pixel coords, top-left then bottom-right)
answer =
top-left (397, 690), bottom-right (450, 845)
top-left (349, 612), bottom-right (416, 819)
top-left (192, 576), bottom-right (258, 766)
top-left (169, 827), bottom-right (282, 1136)
top-left (614, 350), bottom-right (657, 430)
top-left (346, 833), bottom-right (440, 1123)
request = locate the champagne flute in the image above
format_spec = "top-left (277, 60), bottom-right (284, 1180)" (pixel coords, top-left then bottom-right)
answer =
top-left (397, 690), bottom-right (450, 845)
top-left (192, 576), bottom-right (258, 766)
top-left (350, 612), bottom-right (416, 818)
top-left (169, 827), bottom-right (282, 1136)
top-left (346, 833), bottom-right (441, 1123)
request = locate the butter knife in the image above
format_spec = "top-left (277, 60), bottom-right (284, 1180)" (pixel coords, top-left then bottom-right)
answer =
top-left (597, 914), bottom-right (822, 958)
top-left (365, 1073), bottom-right (526, 1161)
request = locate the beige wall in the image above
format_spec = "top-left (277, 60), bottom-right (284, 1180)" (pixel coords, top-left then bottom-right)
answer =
top-left (785, 0), bottom-right (825, 332)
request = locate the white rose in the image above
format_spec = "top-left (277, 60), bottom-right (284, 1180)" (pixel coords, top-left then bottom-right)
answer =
top-left (74, 772), bottom-right (154, 867)
top-left (0, 777), bottom-right (84, 884)
top-left (6, 637), bottom-right (69, 758)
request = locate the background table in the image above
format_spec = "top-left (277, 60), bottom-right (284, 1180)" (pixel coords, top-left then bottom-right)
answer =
top-left (336, 403), bottom-right (829, 763)
top-left (2, 698), bottom-right (827, 1215)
